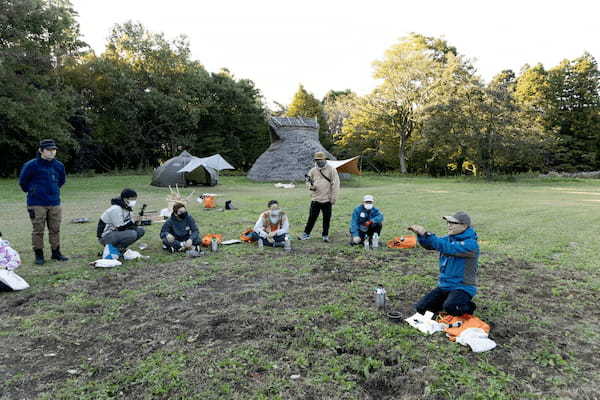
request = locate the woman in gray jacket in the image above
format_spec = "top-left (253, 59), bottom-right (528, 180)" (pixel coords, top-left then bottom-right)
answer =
top-left (96, 189), bottom-right (145, 255)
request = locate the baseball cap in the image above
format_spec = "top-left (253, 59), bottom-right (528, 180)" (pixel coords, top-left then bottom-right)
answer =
top-left (363, 195), bottom-right (374, 202)
top-left (39, 139), bottom-right (57, 150)
top-left (443, 211), bottom-right (472, 226)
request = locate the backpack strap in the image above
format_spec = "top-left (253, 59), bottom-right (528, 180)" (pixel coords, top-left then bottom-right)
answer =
top-left (319, 169), bottom-right (332, 184)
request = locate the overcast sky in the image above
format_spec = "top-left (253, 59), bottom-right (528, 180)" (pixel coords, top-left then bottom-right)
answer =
top-left (71, 0), bottom-right (599, 106)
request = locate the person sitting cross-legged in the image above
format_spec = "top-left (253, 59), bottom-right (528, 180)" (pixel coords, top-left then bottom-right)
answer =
top-left (160, 203), bottom-right (200, 252)
top-left (248, 200), bottom-right (289, 247)
top-left (408, 211), bottom-right (479, 317)
top-left (97, 189), bottom-right (145, 258)
top-left (350, 194), bottom-right (384, 247)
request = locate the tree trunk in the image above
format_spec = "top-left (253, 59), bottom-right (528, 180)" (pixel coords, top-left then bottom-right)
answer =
top-left (399, 135), bottom-right (407, 174)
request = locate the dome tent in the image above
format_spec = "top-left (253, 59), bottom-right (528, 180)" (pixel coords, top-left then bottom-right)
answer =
top-left (247, 117), bottom-right (335, 182)
top-left (151, 151), bottom-right (234, 187)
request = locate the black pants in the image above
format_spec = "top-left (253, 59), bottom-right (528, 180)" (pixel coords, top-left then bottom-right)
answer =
top-left (352, 223), bottom-right (383, 244)
top-left (415, 287), bottom-right (476, 316)
top-left (304, 201), bottom-right (332, 236)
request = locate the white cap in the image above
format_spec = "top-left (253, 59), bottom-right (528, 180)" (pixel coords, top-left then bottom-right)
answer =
top-left (363, 195), bottom-right (374, 202)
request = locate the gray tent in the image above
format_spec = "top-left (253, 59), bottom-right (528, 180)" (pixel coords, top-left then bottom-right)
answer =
top-left (247, 117), bottom-right (335, 181)
top-left (151, 151), bottom-right (234, 187)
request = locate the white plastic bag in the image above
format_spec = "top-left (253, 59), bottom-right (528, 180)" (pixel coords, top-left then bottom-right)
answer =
top-left (455, 328), bottom-right (497, 352)
top-left (123, 249), bottom-right (143, 260)
top-left (89, 259), bottom-right (122, 268)
top-left (0, 269), bottom-right (30, 291)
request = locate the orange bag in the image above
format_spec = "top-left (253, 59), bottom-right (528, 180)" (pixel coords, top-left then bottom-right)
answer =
top-left (201, 234), bottom-right (223, 247)
top-left (240, 228), bottom-right (254, 242)
top-left (386, 236), bottom-right (417, 249)
top-left (203, 195), bottom-right (216, 209)
top-left (437, 314), bottom-right (490, 342)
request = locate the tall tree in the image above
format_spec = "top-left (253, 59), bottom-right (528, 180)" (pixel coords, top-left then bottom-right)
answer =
top-left (287, 85), bottom-right (331, 148)
top-left (0, 0), bottom-right (85, 176)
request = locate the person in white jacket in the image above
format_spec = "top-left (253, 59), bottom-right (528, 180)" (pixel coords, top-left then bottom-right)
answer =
top-left (96, 189), bottom-right (145, 256)
top-left (249, 200), bottom-right (289, 247)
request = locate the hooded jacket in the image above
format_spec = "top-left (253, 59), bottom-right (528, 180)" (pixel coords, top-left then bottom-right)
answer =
top-left (160, 213), bottom-right (200, 243)
top-left (417, 227), bottom-right (479, 297)
top-left (18, 154), bottom-right (66, 206)
top-left (349, 204), bottom-right (384, 236)
top-left (97, 198), bottom-right (135, 238)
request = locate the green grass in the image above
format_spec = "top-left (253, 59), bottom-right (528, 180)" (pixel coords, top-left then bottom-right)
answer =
top-left (1, 174), bottom-right (599, 399)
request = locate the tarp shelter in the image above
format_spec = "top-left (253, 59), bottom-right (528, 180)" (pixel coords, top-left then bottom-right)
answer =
top-left (328, 156), bottom-right (361, 175)
top-left (151, 151), bottom-right (235, 187)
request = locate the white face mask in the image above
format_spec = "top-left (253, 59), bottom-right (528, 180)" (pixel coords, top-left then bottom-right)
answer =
top-left (269, 214), bottom-right (280, 224)
top-left (127, 199), bottom-right (137, 208)
top-left (364, 203), bottom-right (373, 210)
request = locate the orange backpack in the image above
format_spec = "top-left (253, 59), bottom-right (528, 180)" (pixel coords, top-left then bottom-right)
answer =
top-left (437, 314), bottom-right (490, 342)
top-left (240, 228), bottom-right (254, 242)
top-left (386, 236), bottom-right (417, 249)
top-left (201, 234), bottom-right (223, 247)
top-left (203, 195), bottom-right (216, 209)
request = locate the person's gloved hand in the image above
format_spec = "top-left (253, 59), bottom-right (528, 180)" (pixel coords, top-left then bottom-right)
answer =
top-left (352, 236), bottom-right (361, 244)
top-left (408, 225), bottom-right (426, 236)
top-left (166, 233), bottom-right (175, 243)
top-left (184, 239), bottom-right (193, 249)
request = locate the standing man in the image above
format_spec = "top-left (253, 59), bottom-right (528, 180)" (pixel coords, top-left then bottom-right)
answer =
top-left (350, 195), bottom-right (384, 248)
top-left (298, 152), bottom-right (340, 242)
top-left (408, 211), bottom-right (479, 316)
top-left (19, 139), bottom-right (68, 265)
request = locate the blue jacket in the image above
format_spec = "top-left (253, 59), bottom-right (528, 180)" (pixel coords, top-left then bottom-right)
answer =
top-left (417, 227), bottom-right (479, 297)
top-left (349, 205), bottom-right (384, 236)
top-left (18, 155), bottom-right (66, 207)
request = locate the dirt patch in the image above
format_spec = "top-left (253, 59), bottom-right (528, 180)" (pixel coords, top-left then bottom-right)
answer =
top-left (1, 251), bottom-right (599, 399)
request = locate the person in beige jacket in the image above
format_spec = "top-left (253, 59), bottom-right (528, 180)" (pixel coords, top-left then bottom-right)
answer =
top-left (298, 152), bottom-right (340, 242)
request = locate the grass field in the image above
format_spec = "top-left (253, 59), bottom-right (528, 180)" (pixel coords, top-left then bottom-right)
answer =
top-left (1, 174), bottom-right (599, 399)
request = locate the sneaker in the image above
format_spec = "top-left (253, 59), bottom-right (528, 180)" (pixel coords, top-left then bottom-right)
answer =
top-left (372, 233), bottom-right (379, 249)
top-left (322, 236), bottom-right (330, 242)
top-left (298, 233), bottom-right (311, 241)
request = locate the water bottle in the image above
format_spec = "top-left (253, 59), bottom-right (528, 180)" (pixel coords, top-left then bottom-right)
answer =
top-left (257, 238), bottom-right (264, 251)
top-left (374, 287), bottom-right (386, 310)
top-left (210, 237), bottom-right (218, 252)
top-left (364, 238), bottom-right (370, 250)
top-left (284, 235), bottom-right (291, 252)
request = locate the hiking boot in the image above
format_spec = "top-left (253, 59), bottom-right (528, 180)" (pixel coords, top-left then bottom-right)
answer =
top-left (34, 249), bottom-right (45, 265)
top-left (51, 247), bottom-right (69, 261)
top-left (322, 236), bottom-right (330, 243)
top-left (298, 233), bottom-right (311, 241)
top-left (372, 233), bottom-right (380, 249)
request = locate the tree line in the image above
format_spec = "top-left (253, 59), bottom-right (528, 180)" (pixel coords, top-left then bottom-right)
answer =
top-left (2, 1), bottom-right (599, 177)
top-left (0, 0), bottom-right (269, 176)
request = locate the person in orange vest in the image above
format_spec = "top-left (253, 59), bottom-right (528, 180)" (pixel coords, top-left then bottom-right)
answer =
top-left (249, 200), bottom-right (289, 247)
top-left (408, 211), bottom-right (479, 316)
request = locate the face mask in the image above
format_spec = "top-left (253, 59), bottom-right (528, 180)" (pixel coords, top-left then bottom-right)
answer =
top-left (269, 214), bottom-right (281, 224)
top-left (127, 199), bottom-right (137, 208)
top-left (316, 160), bottom-right (327, 168)
top-left (177, 210), bottom-right (188, 219)
top-left (448, 223), bottom-right (467, 236)
top-left (364, 203), bottom-right (373, 210)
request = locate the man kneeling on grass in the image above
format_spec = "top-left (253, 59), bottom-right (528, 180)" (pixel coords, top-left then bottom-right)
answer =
top-left (97, 189), bottom-right (145, 258)
top-left (349, 194), bottom-right (383, 248)
top-left (160, 202), bottom-right (200, 252)
top-left (408, 211), bottom-right (479, 316)
top-left (248, 200), bottom-right (289, 247)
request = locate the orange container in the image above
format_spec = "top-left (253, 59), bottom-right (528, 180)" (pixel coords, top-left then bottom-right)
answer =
top-left (203, 195), bottom-right (216, 209)
top-left (386, 236), bottom-right (417, 249)
top-left (201, 234), bottom-right (223, 247)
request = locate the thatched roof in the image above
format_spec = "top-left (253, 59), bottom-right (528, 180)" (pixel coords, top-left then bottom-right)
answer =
top-left (247, 117), bottom-right (334, 182)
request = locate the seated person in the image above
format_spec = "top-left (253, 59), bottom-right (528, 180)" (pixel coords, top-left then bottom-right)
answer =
top-left (249, 200), bottom-right (289, 247)
top-left (408, 211), bottom-right (479, 316)
top-left (160, 203), bottom-right (200, 252)
top-left (350, 195), bottom-right (383, 247)
top-left (96, 188), bottom-right (145, 257)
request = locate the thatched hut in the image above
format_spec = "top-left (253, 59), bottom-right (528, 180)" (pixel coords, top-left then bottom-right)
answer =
top-left (247, 117), bottom-right (334, 181)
